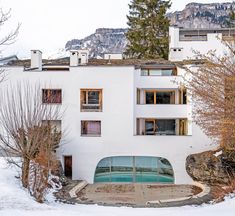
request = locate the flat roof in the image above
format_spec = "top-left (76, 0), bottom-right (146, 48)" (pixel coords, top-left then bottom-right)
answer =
top-left (7, 58), bottom-right (176, 69)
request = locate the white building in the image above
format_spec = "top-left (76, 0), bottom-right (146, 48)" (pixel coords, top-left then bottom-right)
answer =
top-left (0, 49), bottom-right (213, 184)
top-left (169, 26), bottom-right (235, 61)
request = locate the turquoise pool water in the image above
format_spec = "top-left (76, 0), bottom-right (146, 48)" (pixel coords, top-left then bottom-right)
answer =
top-left (94, 172), bottom-right (174, 183)
top-left (94, 156), bottom-right (174, 183)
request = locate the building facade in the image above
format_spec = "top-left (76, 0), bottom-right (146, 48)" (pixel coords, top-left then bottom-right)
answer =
top-left (1, 49), bottom-right (214, 184)
top-left (169, 26), bottom-right (235, 61)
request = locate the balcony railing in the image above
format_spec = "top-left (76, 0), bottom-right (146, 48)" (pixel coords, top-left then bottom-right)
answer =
top-left (135, 104), bottom-right (189, 119)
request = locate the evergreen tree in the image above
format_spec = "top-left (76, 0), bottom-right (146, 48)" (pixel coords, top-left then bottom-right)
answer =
top-left (125, 0), bottom-right (171, 59)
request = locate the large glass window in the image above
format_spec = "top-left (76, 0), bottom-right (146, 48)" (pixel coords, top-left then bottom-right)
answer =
top-left (144, 119), bottom-right (176, 135)
top-left (94, 156), bottom-right (174, 183)
top-left (80, 89), bottom-right (102, 111)
top-left (111, 157), bottom-right (133, 182)
top-left (141, 68), bottom-right (177, 76)
top-left (156, 92), bottom-right (175, 104)
top-left (156, 119), bottom-right (176, 135)
top-left (145, 90), bottom-right (175, 104)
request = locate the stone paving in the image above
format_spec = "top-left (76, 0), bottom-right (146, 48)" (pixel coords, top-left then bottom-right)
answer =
top-left (75, 183), bottom-right (203, 207)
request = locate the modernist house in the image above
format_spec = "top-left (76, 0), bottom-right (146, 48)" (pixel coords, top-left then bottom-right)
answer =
top-left (1, 49), bottom-right (213, 184)
top-left (169, 26), bottom-right (235, 61)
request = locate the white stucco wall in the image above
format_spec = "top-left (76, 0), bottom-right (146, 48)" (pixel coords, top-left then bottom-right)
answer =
top-left (0, 65), bottom-right (215, 184)
top-left (169, 26), bottom-right (227, 61)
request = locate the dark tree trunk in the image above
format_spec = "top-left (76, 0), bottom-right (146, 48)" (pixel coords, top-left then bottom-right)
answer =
top-left (22, 158), bottom-right (30, 188)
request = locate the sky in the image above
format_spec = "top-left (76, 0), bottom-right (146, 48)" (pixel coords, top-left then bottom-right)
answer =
top-left (0, 0), bottom-right (233, 58)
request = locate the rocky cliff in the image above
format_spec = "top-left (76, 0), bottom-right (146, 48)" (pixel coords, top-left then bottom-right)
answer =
top-left (168, 2), bottom-right (235, 28)
top-left (65, 2), bottom-right (235, 58)
top-left (65, 28), bottom-right (128, 58)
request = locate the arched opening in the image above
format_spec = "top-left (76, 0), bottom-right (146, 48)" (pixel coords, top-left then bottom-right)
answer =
top-left (94, 156), bottom-right (174, 183)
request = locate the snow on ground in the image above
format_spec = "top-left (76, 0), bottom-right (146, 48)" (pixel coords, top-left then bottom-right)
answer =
top-left (0, 157), bottom-right (235, 216)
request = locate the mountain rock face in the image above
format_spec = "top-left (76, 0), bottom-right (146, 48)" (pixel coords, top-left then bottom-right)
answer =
top-left (65, 28), bottom-right (128, 58)
top-left (168, 2), bottom-right (235, 28)
top-left (65, 2), bottom-right (235, 58)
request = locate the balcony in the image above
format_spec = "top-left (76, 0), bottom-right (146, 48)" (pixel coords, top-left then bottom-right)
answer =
top-left (136, 104), bottom-right (189, 119)
top-left (136, 75), bottom-right (181, 89)
top-left (136, 118), bottom-right (188, 136)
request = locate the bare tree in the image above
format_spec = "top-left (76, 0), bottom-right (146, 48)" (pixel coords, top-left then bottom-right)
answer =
top-left (0, 82), bottom-right (62, 195)
top-left (182, 38), bottom-right (235, 166)
top-left (0, 8), bottom-right (20, 82)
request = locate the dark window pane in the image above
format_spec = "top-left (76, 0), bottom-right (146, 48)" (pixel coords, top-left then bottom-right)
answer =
top-left (145, 121), bottom-right (155, 135)
top-left (156, 120), bottom-right (175, 135)
top-left (183, 90), bottom-right (187, 104)
top-left (88, 91), bottom-right (99, 104)
top-left (146, 92), bottom-right (154, 104)
top-left (156, 92), bottom-right (175, 104)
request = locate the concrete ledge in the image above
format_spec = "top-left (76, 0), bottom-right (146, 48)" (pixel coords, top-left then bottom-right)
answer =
top-left (146, 196), bottom-right (193, 205)
top-left (192, 182), bottom-right (210, 198)
top-left (146, 182), bottom-right (211, 206)
top-left (69, 180), bottom-right (88, 198)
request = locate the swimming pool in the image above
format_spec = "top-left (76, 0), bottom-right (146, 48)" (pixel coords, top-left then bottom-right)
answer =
top-left (94, 156), bottom-right (174, 183)
top-left (94, 172), bottom-right (174, 183)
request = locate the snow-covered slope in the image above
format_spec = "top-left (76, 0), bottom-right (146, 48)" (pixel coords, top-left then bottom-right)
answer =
top-left (43, 48), bottom-right (69, 60)
top-left (0, 157), bottom-right (235, 216)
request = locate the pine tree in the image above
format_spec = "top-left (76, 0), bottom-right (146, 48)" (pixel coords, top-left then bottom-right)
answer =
top-left (125, 0), bottom-right (171, 60)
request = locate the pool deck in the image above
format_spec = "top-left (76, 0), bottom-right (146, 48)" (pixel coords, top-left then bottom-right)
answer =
top-left (72, 183), bottom-right (207, 207)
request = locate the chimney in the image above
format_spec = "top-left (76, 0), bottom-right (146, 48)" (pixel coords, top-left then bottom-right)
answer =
top-left (70, 50), bottom-right (89, 66)
top-left (31, 50), bottom-right (42, 70)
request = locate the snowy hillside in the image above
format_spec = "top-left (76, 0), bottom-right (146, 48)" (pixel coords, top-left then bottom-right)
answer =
top-left (43, 48), bottom-right (69, 60)
top-left (0, 158), bottom-right (235, 216)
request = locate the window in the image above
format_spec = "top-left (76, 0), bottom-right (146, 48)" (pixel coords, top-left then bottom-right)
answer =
top-left (146, 91), bottom-right (155, 104)
top-left (94, 156), bottom-right (174, 183)
top-left (179, 87), bottom-right (187, 104)
top-left (141, 68), bottom-right (177, 76)
top-left (42, 89), bottom-right (62, 104)
top-left (156, 91), bottom-right (175, 104)
top-left (145, 90), bottom-right (175, 104)
top-left (42, 120), bottom-right (62, 133)
top-left (144, 119), bottom-right (176, 135)
top-left (156, 119), bottom-right (175, 135)
top-left (145, 120), bottom-right (155, 135)
top-left (80, 89), bottom-right (102, 111)
top-left (81, 121), bottom-right (101, 136)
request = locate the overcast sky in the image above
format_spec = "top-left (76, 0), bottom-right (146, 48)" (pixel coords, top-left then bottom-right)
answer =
top-left (0, 0), bottom-right (233, 58)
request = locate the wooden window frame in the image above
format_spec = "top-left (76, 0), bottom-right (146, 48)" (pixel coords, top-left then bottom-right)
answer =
top-left (179, 87), bottom-right (187, 104)
top-left (179, 119), bottom-right (188, 135)
top-left (80, 89), bottom-right (102, 112)
top-left (42, 89), bottom-right (62, 104)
